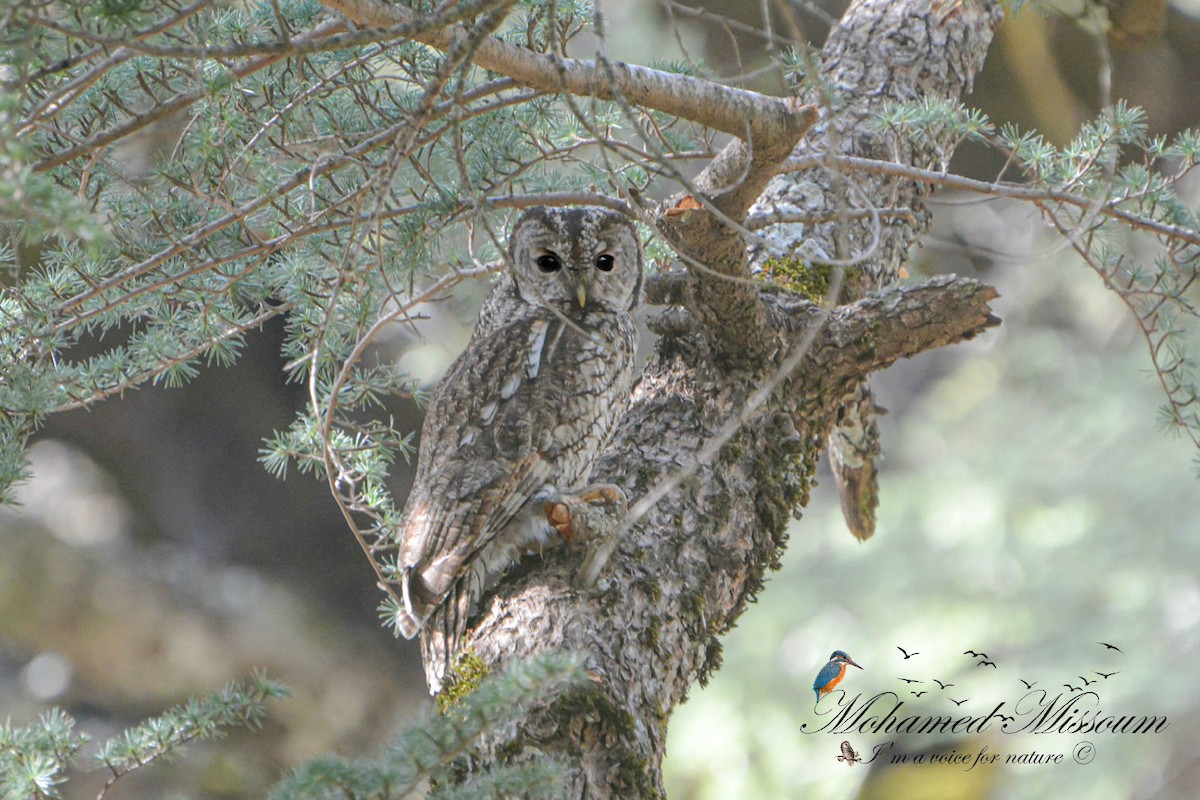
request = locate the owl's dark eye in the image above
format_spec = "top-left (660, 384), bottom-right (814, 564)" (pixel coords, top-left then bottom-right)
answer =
top-left (536, 253), bottom-right (561, 273)
top-left (595, 254), bottom-right (615, 272)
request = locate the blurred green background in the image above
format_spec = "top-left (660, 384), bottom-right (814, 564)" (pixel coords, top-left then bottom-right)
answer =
top-left (2, 1), bottom-right (1199, 798)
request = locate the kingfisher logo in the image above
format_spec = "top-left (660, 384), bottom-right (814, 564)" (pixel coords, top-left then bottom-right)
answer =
top-left (805, 641), bottom-right (1165, 770)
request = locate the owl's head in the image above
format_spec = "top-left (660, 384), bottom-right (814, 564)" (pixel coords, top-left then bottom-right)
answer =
top-left (508, 206), bottom-right (643, 315)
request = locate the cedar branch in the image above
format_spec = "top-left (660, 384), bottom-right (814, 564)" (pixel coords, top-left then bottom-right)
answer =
top-left (319, 0), bottom-right (817, 147)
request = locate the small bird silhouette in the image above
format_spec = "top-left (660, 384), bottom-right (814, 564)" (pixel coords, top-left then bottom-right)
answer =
top-left (1095, 670), bottom-right (1119, 679)
top-left (1079, 675), bottom-right (1095, 686)
top-left (963, 650), bottom-right (988, 658)
top-left (912, 691), bottom-right (927, 697)
top-left (933, 679), bottom-right (955, 689)
top-left (1019, 679), bottom-right (1038, 689)
top-left (977, 660), bottom-right (997, 668)
top-left (899, 678), bottom-right (921, 684)
top-left (813, 650), bottom-right (863, 703)
top-left (949, 698), bottom-right (968, 706)
top-left (838, 741), bottom-right (862, 766)
top-left (897, 647), bottom-right (919, 659)
top-left (1064, 683), bottom-right (1081, 693)
top-left (1098, 642), bottom-right (1123, 653)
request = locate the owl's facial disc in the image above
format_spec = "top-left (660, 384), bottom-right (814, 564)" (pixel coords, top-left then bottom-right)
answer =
top-left (510, 206), bottom-right (642, 314)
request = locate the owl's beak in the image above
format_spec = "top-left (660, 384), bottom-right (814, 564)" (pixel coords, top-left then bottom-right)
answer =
top-left (576, 284), bottom-right (588, 308)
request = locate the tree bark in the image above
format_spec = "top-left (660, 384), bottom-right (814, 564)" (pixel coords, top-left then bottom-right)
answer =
top-left (442, 0), bottom-right (1007, 796)
top-left (322, 0), bottom-right (1004, 793)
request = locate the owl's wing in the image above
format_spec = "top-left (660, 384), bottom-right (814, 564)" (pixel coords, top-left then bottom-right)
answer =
top-left (395, 453), bottom-right (550, 637)
top-left (394, 314), bottom-right (569, 637)
top-left (470, 271), bottom-right (520, 341)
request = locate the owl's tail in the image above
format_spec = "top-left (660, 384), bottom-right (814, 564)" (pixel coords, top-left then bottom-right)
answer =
top-left (395, 568), bottom-right (441, 639)
top-left (420, 581), bottom-right (472, 694)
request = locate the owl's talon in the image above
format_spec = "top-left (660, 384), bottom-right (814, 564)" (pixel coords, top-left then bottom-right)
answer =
top-left (577, 484), bottom-right (627, 508)
top-left (543, 483), bottom-right (627, 544)
top-left (544, 501), bottom-right (574, 540)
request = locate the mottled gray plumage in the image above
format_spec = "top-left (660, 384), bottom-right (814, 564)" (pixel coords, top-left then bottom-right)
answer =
top-left (395, 206), bottom-right (643, 692)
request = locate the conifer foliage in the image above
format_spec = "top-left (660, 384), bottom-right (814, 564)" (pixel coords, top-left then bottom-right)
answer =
top-left (2, 0), bottom-right (1198, 796)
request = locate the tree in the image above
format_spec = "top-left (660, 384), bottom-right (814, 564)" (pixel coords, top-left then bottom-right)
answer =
top-left (2, 0), bottom-right (1197, 797)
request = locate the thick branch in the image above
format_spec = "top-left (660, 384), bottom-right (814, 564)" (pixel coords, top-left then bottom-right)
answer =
top-left (807, 275), bottom-right (1001, 379)
top-left (751, 0), bottom-right (1005, 289)
top-left (654, 207), bottom-right (773, 365)
top-left (320, 0), bottom-right (816, 146)
top-left (746, 0), bottom-right (1004, 542)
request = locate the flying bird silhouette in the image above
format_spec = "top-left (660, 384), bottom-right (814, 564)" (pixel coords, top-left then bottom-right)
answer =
top-left (1098, 642), bottom-right (1123, 653)
top-left (912, 691), bottom-right (927, 697)
top-left (1095, 671), bottom-right (1119, 679)
top-left (1064, 683), bottom-right (1081, 692)
top-left (977, 660), bottom-right (997, 668)
top-left (899, 678), bottom-right (921, 684)
top-left (933, 679), bottom-right (955, 689)
top-left (963, 650), bottom-right (988, 658)
top-left (897, 647), bottom-right (919, 659)
top-left (1079, 675), bottom-right (1095, 686)
top-left (1019, 679), bottom-right (1038, 689)
top-left (949, 698), bottom-right (968, 706)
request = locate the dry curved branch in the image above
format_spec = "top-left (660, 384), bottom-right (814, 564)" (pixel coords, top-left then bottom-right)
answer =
top-left (319, 0), bottom-right (818, 146)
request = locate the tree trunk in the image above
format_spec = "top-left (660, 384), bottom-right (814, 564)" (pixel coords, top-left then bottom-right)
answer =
top-left (449, 0), bottom-right (1006, 796)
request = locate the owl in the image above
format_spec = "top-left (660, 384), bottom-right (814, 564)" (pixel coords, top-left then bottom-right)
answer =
top-left (394, 206), bottom-right (643, 692)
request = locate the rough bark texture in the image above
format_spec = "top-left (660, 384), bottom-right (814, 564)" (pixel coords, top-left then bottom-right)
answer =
top-left (462, 276), bottom-right (998, 795)
top-left (446, 0), bottom-right (1007, 796)
top-left (748, 0), bottom-right (1005, 547)
top-left (751, 0), bottom-right (1005, 283)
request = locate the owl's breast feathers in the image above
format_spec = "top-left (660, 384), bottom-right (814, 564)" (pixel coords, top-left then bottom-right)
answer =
top-left (394, 309), bottom-right (637, 638)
